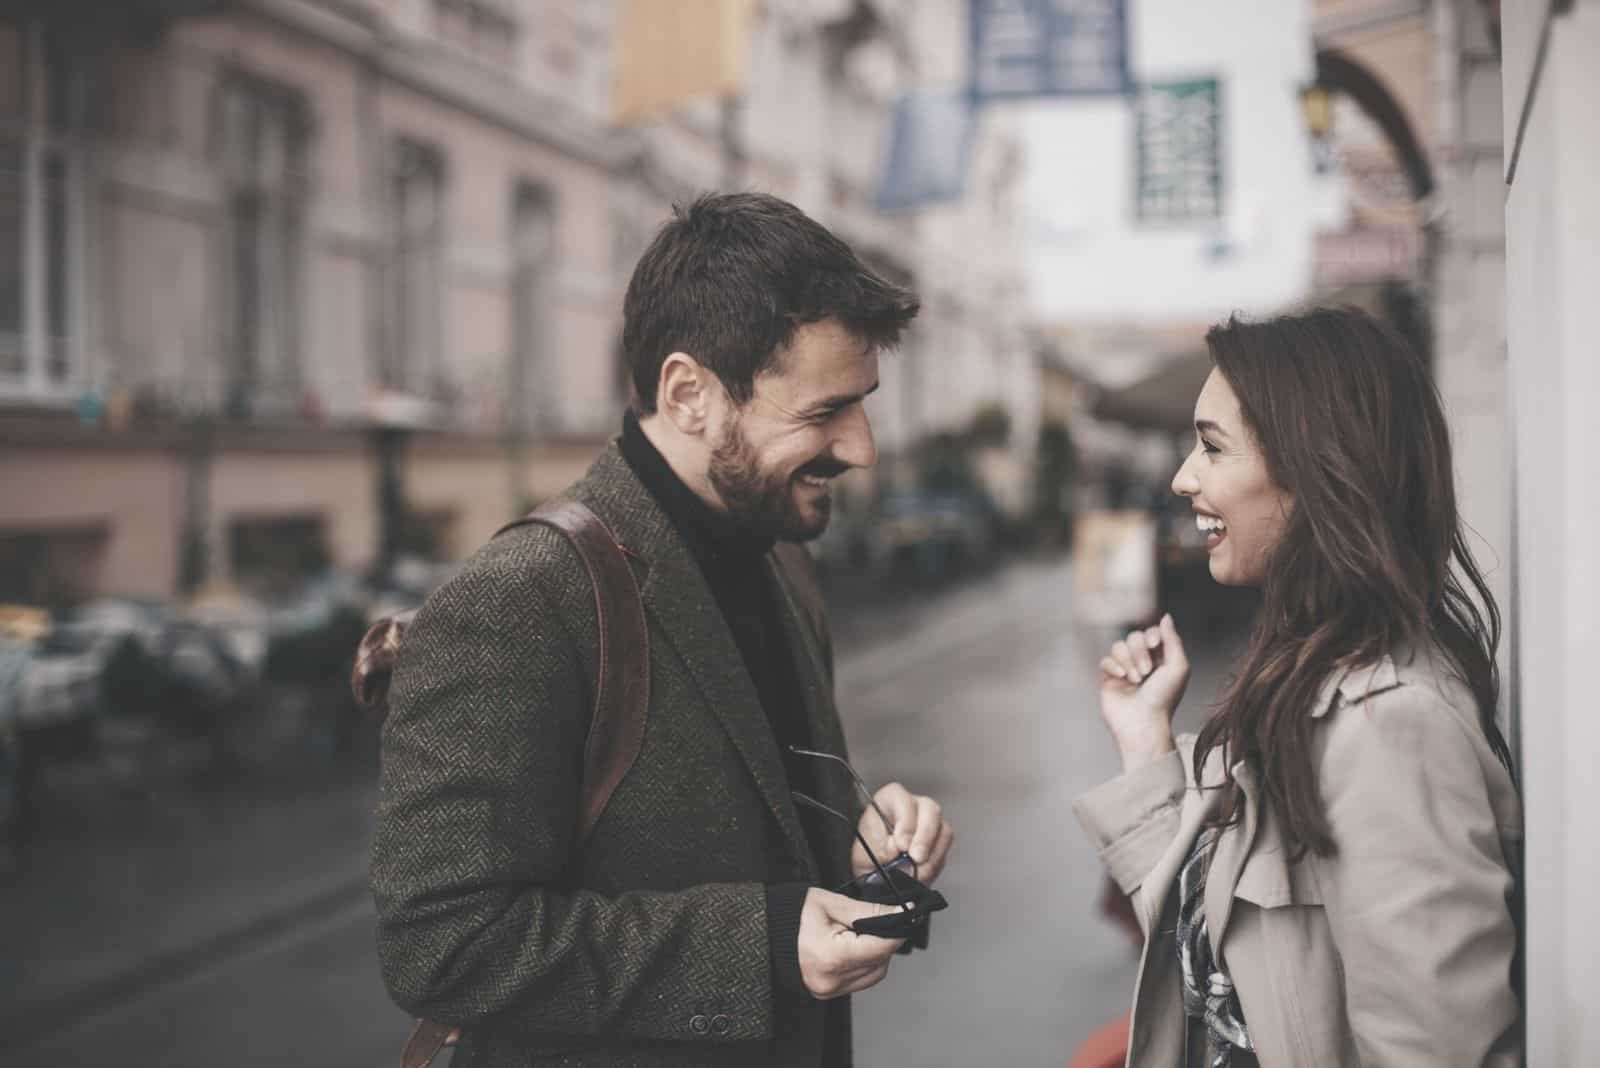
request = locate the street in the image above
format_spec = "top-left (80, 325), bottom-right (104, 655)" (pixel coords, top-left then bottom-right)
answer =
top-left (3, 553), bottom-right (1248, 1067)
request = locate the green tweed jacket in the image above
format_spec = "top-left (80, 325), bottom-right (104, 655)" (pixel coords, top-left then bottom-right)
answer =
top-left (371, 443), bottom-right (860, 1068)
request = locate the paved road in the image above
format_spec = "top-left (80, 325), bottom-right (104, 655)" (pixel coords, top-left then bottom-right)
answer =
top-left (4, 553), bottom-right (1248, 1067)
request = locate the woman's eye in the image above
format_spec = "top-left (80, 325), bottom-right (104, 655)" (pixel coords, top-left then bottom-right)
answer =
top-left (1200, 438), bottom-right (1220, 455)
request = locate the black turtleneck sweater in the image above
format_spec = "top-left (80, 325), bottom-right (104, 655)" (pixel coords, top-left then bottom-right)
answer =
top-left (618, 413), bottom-right (836, 1021)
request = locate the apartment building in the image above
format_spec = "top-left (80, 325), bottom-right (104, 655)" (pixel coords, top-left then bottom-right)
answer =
top-left (0, 0), bottom-right (1036, 602)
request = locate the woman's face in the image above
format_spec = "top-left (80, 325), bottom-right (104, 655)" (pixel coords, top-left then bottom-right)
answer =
top-left (1171, 369), bottom-right (1293, 587)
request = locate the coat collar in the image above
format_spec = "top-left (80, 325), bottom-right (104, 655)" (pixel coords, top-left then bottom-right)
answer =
top-left (1310, 646), bottom-right (1410, 719)
top-left (563, 442), bottom-right (821, 878)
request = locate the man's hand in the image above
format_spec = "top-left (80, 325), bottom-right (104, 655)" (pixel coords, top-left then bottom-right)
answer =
top-left (851, 783), bottom-right (954, 886)
top-left (797, 888), bottom-right (908, 999)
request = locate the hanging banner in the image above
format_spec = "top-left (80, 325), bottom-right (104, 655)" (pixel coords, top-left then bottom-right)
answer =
top-left (874, 87), bottom-right (977, 213)
top-left (969, 0), bottom-right (1131, 101)
top-left (1135, 78), bottom-right (1224, 222)
top-left (611, 0), bottom-right (757, 124)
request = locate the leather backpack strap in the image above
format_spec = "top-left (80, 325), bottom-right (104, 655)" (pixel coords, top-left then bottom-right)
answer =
top-left (400, 1019), bottom-right (458, 1068)
top-left (511, 498), bottom-right (651, 845)
top-left (394, 498), bottom-right (649, 1068)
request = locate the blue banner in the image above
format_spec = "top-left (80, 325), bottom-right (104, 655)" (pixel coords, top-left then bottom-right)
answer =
top-left (969, 0), bottom-right (1131, 100)
top-left (874, 88), bottom-right (977, 213)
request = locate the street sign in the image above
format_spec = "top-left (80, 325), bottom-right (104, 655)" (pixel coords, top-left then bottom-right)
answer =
top-left (969, 0), bottom-right (1131, 101)
top-left (1135, 78), bottom-right (1224, 222)
top-left (874, 88), bottom-right (977, 213)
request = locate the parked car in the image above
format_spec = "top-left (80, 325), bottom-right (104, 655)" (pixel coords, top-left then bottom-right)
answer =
top-left (868, 488), bottom-right (999, 582)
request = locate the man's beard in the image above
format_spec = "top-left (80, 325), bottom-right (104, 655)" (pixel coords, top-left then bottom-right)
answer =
top-left (707, 417), bottom-right (845, 542)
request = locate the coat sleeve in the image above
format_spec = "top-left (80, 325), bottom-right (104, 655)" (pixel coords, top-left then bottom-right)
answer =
top-left (1073, 746), bottom-right (1188, 931)
top-left (369, 543), bottom-right (772, 1042)
top-left (1313, 684), bottom-right (1520, 1067)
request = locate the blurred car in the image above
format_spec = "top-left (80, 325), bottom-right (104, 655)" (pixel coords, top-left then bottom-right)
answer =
top-left (868, 488), bottom-right (999, 581)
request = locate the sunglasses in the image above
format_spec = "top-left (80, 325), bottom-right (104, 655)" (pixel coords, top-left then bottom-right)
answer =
top-left (787, 745), bottom-right (947, 950)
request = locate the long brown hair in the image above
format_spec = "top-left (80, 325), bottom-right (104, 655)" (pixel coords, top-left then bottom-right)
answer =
top-left (1193, 307), bottom-right (1513, 857)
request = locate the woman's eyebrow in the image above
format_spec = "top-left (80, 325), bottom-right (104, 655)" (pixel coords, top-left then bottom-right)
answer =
top-left (1195, 418), bottom-right (1229, 440)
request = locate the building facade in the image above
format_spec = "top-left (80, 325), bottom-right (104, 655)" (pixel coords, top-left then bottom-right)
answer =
top-left (0, 0), bottom-right (1035, 603)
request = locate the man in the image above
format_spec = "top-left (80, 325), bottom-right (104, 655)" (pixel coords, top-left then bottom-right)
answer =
top-left (372, 192), bottom-right (954, 1067)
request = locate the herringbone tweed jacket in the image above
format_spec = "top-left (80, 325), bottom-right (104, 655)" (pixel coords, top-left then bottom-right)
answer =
top-left (371, 443), bottom-right (861, 1068)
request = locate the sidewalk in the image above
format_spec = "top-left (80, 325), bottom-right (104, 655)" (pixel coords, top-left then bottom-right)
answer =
top-left (0, 755), bottom-right (380, 1052)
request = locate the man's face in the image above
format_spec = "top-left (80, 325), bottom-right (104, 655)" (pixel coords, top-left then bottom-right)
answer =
top-left (707, 319), bottom-right (880, 541)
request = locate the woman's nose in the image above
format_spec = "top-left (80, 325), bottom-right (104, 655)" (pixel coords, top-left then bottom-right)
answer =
top-left (1171, 450), bottom-right (1199, 497)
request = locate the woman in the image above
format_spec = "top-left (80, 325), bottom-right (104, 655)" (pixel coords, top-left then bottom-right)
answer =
top-left (1075, 308), bottom-right (1521, 1067)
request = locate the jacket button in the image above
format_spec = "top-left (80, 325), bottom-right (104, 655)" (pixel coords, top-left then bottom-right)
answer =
top-left (689, 1014), bottom-right (711, 1035)
top-left (711, 1014), bottom-right (730, 1035)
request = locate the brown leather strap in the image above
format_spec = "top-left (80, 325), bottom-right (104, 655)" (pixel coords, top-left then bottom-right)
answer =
top-left (386, 498), bottom-right (649, 1068)
top-left (502, 498), bottom-right (651, 845)
top-left (400, 1018), bottom-right (458, 1068)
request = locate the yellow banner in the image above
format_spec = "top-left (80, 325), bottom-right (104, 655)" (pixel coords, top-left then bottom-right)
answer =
top-left (611, 0), bottom-right (757, 124)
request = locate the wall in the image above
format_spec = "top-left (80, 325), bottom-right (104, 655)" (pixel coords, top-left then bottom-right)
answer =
top-left (1501, 0), bottom-right (1600, 1062)
top-left (1432, 0), bottom-right (1512, 681)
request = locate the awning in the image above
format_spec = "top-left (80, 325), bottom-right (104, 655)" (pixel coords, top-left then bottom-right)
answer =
top-left (1089, 346), bottom-right (1212, 434)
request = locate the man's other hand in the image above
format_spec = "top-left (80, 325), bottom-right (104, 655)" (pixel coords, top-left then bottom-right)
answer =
top-left (852, 783), bottom-right (954, 886)
top-left (797, 888), bottom-right (908, 999)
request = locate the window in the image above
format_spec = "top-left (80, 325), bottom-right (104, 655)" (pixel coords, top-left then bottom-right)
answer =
top-left (510, 182), bottom-right (555, 432)
top-left (433, 0), bottom-right (519, 69)
top-left (0, 525), bottom-right (107, 609)
top-left (385, 139), bottom-right (446, 397)
top-left (228, 514), bottom-right (329, 596)
top-left (218, 74), bottom-right (310, 417)
top-left (0, 20), bottom-right (86, 396)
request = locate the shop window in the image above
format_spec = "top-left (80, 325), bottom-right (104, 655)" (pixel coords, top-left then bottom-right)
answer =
top-left (228, 514), bottom-right (330, 595)
top-left (0, 525), bottom-right (107, 609)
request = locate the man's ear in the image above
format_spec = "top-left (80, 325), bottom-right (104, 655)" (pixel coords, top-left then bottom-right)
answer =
top-left (657, 352), bottom-right (716, 435)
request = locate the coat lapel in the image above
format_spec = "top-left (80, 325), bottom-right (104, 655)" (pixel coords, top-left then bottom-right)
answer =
top-left (767, 553), bottom-right (857, 883)
top-left (569, 445), bottom-right (815, 876)
top-left (1204, 761), bottom-right (1261, 960)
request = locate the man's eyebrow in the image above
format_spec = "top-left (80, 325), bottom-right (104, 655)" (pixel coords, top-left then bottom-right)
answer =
top-left (1195, 418), bottom-right (1228, 439)
top-left (803, 380), bottom-right (880, 414)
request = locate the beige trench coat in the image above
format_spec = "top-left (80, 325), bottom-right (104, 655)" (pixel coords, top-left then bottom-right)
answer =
top-left (1075, 645), bottom-right (1522, 1067)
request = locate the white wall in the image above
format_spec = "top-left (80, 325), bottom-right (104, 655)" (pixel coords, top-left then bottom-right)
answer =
top-left (1432, 0), bottom-right (1512, 693)
top-left (1021, 0), bottom-right (1316, 321)
top-left (1502, 1), bottom-right (1600, 1063)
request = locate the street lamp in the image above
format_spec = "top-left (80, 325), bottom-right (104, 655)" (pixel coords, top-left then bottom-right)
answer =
top-left (365, 390), bottom-right (434, 585)
top-left (1301, 83), bottom-right (1336, 173)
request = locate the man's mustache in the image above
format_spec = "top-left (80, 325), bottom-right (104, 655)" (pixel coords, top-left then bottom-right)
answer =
top-left (796, 456), bottom-right (850, 480)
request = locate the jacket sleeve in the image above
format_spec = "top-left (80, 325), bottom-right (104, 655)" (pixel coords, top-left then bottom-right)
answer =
top-left (369, 544), bottom-right (773, 1042)
top-left (1313, 684), bottom-right (1520, 1067)
top-left (1073, 746), bottom-right (1188, 928)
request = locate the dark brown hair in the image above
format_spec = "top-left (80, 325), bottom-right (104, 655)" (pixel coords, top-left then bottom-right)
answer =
top-left (622, 192), bottom-right (919, 412)
top-left (1194, 307), bottom-right (1513, 857)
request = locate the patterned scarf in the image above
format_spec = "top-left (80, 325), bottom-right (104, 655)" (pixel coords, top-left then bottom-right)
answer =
top-left (1176, 827), bottom-right (1254, 1067)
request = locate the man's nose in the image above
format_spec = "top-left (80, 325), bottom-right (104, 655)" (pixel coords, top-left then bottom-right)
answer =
top-left (834, 405), bottom-right (877, 470)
